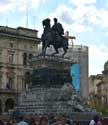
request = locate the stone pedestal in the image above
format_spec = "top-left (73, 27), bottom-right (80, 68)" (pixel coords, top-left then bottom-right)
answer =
top-left (18, 55), bottom-right (76, 115)
top-left (18, 55), bottom-right (91, 115)
top-left (19, 87), bottom-right (75, 115)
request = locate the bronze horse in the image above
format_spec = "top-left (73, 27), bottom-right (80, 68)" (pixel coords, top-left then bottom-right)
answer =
top-left (41, 18), bottom-right (68, 57)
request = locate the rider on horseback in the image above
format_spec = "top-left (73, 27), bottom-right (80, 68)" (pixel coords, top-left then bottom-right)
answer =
top-left (52, 18), bottom-right (68, 48)
top-left (52, 18), bottom-right (64, 37)
top-left (41, 18), bottom-right (68, 57)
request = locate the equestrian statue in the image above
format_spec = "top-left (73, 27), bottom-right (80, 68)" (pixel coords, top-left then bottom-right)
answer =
top-left (41, 18), bottom-right (69, 57)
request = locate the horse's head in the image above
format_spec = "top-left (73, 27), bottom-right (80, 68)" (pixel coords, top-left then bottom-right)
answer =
top-left (42, 18), bottom-right (51, 28)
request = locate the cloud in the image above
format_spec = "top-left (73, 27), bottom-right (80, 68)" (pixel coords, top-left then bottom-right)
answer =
top-left (48, 1), bottom-right (108, 34)
top-left (1, 0), bottom-right (108, 34)
top-left (89, 44), bottom-right (108, 75)
top-left (69, 0), bottom-right (96, 6)
top-left (72, 22), bottom-right (92, 32)
top-left (0, 0), bottom-right (45, 13)
top-left (17, 0), bottom-right (43, 11)
top-left (96, 9), bottom-right (108, 28)
top-left (0, 0), bottom-right (16, 13)
top-left (105, 31), bottom-right (108, 36)
top-left (48, 4), bottom-right (94, 33)
top-left (48, 4), bottom-right (73, 21)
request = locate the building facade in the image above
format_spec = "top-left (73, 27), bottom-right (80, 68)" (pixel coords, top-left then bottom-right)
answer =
top-left (0, 26), bottom-right (40, 114)
top-left (0, 25), bottom-right (89, 114)
top-left (89, 74), bottom-right (103, 96)
top-left (97, 61), bottom-right (108, 108)
top-left (88, 74), bottom-right (103, 108)
top-left (88, 60), bottom-right (108, 109)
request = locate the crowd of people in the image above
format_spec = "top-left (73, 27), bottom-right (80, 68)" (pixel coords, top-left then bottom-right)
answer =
top-left (0, 115), bottom-right (74, 125)
top-left (0, 113), bottom-right (107, 125)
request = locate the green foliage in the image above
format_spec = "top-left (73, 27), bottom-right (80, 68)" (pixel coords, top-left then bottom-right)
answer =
top-left (96, 106), bottom-right (108, 114)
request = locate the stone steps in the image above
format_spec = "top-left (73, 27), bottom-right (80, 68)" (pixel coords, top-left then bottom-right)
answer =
top-left (18, 87), bottom-right (73, 115)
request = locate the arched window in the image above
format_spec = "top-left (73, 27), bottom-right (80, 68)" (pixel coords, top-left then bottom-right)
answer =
top-left (5, 98), bottom-right (15, 112)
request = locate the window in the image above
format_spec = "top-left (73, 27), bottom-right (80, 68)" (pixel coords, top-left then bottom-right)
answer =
top-left (23, 53), bottom-right (27, 66)
top-left (6, 77), bottom-right (13, 89)
top-left (10, 43), bottom-right (13, 48)
top-left (25, 72), bottom-right (31, 84)
top-left (8, 54), bottom-right (14, 64)
top-left (0, 76), bottom-right (2, 88)
top-left (29, 53), bottom-right (33, 60)
top-left (0, 50), bottom-right (2, 62)
top-left (0, 53), bottom-right (2, 62)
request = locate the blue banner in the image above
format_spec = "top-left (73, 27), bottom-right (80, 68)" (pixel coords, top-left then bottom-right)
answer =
top-left (71, 64), bottom-right (80, 91)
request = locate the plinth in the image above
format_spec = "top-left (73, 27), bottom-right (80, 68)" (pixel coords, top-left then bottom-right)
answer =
top-left (18, 55), bottom-right (77, 115)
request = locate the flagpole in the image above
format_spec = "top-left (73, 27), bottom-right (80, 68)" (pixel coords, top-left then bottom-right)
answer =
top-left (26, 7), bottom-right (29, 28)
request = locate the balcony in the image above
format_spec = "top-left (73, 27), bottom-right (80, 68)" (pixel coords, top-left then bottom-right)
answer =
top-left (0, 88), bottom-right (18, 94)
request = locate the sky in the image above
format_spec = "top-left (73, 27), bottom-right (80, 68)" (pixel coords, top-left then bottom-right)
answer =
top-left (0, 0), bottom-right (108, 76)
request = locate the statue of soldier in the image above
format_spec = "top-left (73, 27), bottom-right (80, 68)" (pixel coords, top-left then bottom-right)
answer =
top-left (52, 18), bottom-right (64, 37)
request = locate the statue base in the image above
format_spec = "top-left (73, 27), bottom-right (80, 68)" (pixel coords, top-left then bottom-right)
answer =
top-left (18, 55), bottom-right (94, 116)
top-left (19, 86), bottom-right (75, 115)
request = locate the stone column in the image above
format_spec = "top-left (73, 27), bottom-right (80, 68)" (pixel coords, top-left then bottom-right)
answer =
top-left (2, 97), bottom-right (6, 114)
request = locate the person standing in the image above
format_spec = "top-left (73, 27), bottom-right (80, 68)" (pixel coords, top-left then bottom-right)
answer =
top-left (17, 116), bottom-right (28, 125)
top-left (89, 114), bottom-right (102, 125)
top-left (39, 116), bottom-right (48, 125)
